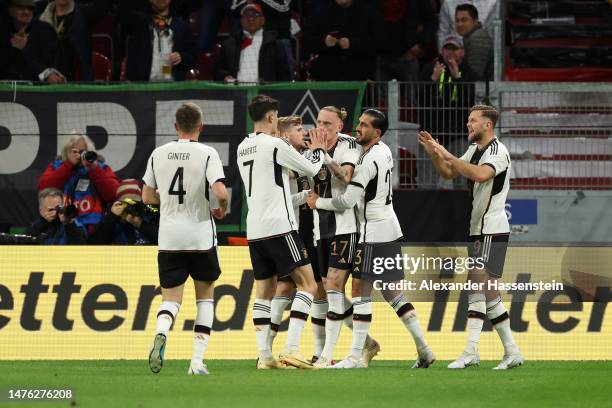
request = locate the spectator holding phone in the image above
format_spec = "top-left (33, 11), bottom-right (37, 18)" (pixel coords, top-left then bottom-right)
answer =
top-left (37, 133), bottom-right (120, 234)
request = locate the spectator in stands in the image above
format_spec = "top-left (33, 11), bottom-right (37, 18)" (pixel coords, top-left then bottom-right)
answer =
top-left (376, 0), bottom-right (438, 82)
top-left (88, 179), bottom-right (159, 245)
top-left (303, 0), bottom-right (383, 81)
top-left (37, 133), bottom-right (120, 235)
top-left (419, 35), bottom-right (475, 188)
top-left (0, 0), bottom-right (36, 81)
top-left (437, 0), bottom-right (496, 51)
top-left (121, 0), bottom-right (195, 81)
top-left (419, 35), bottom-right (474, 145)
top-left (455, 3), bottom-right (493, 81)
top-left (23, 0), bottom-right (111, 82)
top-left (214, 3), bottom-right (290, 83)
top-left (26, 188), bottom-right (88, 245)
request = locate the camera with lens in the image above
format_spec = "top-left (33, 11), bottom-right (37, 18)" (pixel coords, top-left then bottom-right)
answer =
top-left (121, 198), bottom-right (159, 218)
top-left (80, 150), bottom-right (98, 164)
top-left (55, 204), bottom-right (79, 219)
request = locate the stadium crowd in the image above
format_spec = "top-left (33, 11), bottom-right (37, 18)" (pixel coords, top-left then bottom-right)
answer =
top-left (1, 0), bottom-right (496, 244)
top-left (0, 0), bottom-right (496, 82)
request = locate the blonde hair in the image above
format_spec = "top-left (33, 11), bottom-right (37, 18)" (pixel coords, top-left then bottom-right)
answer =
top-left (60, 132), bottom-right (95, 161)
top-left (321, 106), bottom-right (348, 121)
top-left (278, 115), bottom-right (302, 134)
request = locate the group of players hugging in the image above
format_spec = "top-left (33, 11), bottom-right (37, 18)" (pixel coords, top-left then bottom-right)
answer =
top-left (143, 95), bottom-right (523, 375)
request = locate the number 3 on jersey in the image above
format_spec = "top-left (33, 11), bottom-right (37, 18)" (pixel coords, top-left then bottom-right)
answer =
top-left (169, 167), bottom-right (187, 204)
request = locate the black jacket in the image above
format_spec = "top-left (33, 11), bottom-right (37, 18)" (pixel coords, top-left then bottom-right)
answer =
top-left (24, 0), bottom-right (111, 81)
top-left (303, 0), bottom-right (383, 81)
top-left (214, 29), bottom-right (291, 82)
top-left (0, 12), bottom-right (35, 80)
top-left (88, 212), bottom-right (159, 245)
top-left (122, 9), bottom-right (195, 81)
top-left (26, 217), bottom-right (88, 245)
top-left (379, 0), bottom-right (438, 57)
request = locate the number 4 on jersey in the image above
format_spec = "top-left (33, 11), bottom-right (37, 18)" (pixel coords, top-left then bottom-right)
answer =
top-left (169, 167), bottom-right (186, 204)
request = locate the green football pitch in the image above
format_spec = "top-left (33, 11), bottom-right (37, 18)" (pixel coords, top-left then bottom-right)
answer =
top-left (1, 360), bottom-right (610, 407)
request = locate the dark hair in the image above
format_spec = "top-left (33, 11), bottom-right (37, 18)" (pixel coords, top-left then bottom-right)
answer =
top-left (248, 94), bottom-right (280, 122)
top-left (455, 3), bottom-right (478, 20)
top-left (470, 104), bottom-right (499, 126)
top-left (175, 102), bottom-right (202, 133)
top-left (363, 109), bottom-right (388, 136)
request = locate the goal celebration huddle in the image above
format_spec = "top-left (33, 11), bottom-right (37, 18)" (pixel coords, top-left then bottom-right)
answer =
top-left (142, 95), bottom-right (523, 375)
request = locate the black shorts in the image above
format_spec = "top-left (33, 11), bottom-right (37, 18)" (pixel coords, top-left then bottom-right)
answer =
top-left (352, 241), bottom-right (405, 283)
top-left (468, 234), bottom-right (509, 278)
top-left (249, 231), bottom-right (310, 280)
top-left (158, 250), bottom-right (221, 289)
top-left (278, 242), bottom-right (322, 283)
top-left (316, 233), bottom-right (359, 277)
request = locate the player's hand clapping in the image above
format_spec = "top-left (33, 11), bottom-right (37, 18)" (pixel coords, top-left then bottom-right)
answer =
top-left (306, 191), bottom-right (319, 209)
top-left (306, 128), bottom-right (326, 152)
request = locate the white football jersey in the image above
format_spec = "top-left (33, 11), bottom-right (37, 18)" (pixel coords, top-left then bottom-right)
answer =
top-left (313, 134), bottom-right (362, 238)
top-left (351, 141), bottom-right (403, 243)
top-left (142, 139), bottom-right (225, 251)
top-left (237, 132), bottom-right (324, 241)
top-left (459, 137), bottom-right (511, 236)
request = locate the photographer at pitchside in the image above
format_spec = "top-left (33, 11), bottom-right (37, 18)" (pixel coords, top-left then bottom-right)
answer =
top-left (26, 188), bottom-right (87, 245)
top-left (88, 179), bottom-right (159, 245)
top-left (37, 133), bottom-right (120, 235)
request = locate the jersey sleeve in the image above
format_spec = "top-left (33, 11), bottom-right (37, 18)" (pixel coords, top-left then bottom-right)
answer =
top-left (142, 154), bottom-right (157, 188)
top-left (316, 183), bottom-right (363, 211)
top-left (349, 158), bottom-right (375, 189)
top-left (206, 149), bottom-right (226, 185)
top-left (483, 144), bottom-right (510, 175)
top-left (340, 144), bottom-right (361, 168)
top-left (275, 139), bottom-right (324, 177)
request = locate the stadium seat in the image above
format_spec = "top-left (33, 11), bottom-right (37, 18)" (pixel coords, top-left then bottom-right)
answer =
top-left (195, 44), bottom-right (222, 80)
top-left (91, 52), bottom-right (112, 82)
top-left (73, 52), bottom-right (112, 82)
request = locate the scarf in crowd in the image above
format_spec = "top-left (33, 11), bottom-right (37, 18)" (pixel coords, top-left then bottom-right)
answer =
top-left (153, 14), bottom-right (173, 37)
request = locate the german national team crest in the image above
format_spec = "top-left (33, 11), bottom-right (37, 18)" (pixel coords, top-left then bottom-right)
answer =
top-left (317, 166), bottom-right (328, 180)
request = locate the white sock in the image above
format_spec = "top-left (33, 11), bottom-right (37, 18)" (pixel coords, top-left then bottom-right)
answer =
top-left (269, 296), bottom-right (291, 351)
top-left (389, 293), bottom-right (427, 351)
top-left (253, 298), bottom-right (272, 359)
top-left (192, 299), bottom-right (213, 366)
top-left (321, 290), bottom-right (344, 360)
top-left (466, 293), bottom-right (486, 354)
top-left (285, 291), bottom-right (313, 354)
top-left (311, 298), bottom-right (328, 358)
top-left (342, 294), bottom-right (374, 344)
top-left (156, 301), bottom-right (180, 336)
top-left (349, 297), bottom-right (372, 360)
top-left (487, 297), bottom-right (518, 353)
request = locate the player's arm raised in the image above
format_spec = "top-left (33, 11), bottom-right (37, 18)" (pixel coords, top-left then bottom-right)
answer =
top-left (426, 136), bottom-right (497, 183)
top-left (276, 128), bottom-right (326, 177)
top-left (418, 131), bottom-right (459, 179)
